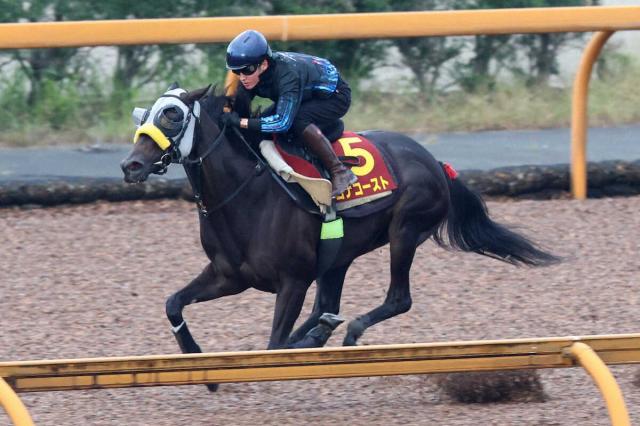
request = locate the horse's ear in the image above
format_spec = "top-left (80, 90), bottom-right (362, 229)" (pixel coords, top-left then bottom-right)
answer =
top-left (185, 85), bottom-right (212, 104)
top-left (167, 81), bottom-right (180, 91)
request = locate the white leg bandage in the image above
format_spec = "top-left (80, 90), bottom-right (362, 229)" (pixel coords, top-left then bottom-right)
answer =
top-left (171, 321), bottom-right (185, 334)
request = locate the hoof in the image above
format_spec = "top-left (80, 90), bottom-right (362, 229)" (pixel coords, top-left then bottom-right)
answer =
top-left (318, 313), bottom-right (345, 330)
top-left (206, 383), bottom-right (219, 392)
top-left (343, 318), bottom-right (365, 346)
top-left (343, 335), bottom-right (358, 346)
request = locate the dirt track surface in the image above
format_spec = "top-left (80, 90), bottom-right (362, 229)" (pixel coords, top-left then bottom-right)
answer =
top-left (1, 196), bottom-right (639, 426)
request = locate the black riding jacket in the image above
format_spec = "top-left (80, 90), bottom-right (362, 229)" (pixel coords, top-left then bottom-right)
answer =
top-left (246, 52), bottom-right (340, 134)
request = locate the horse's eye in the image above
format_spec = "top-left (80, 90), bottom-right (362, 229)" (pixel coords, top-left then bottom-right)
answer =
top-left (164, 107), bottom-right (183, 122)
top-left (155, 106), bottom-right (185, 137)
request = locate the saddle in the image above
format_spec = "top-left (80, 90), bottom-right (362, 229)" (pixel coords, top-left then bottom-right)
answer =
top-left (260, 124), bottom-right (398, 218)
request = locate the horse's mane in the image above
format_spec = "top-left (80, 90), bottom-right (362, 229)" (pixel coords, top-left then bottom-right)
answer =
top-left (232, 84), bottom-right (255, 120)
top-left (196, 85), bottom-right (227, 121)
top-left (194, 84), bottom-right (254, 122)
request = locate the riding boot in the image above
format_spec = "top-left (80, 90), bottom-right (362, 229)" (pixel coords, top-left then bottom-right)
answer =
top-left (301, 123), bottom-right (357, 197)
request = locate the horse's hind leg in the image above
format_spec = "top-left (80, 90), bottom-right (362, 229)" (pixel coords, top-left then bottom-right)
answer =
top-left (286, 263), bottom-right (351, 349)
top-left (343, 224), bottom-right (424, 346)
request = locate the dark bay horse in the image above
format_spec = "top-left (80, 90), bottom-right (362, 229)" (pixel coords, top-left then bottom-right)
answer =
top-left (121, 84), bottom-right (558, 371)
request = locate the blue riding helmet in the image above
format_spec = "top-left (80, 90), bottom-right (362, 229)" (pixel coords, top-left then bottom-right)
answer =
top-left (226, 30), bottom-right (272, 70)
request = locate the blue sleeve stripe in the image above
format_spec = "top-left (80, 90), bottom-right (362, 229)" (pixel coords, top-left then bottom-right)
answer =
top-left (260, 98), bottom-right (296, 133)
top-left (314, 61), bottom-right (338, 92)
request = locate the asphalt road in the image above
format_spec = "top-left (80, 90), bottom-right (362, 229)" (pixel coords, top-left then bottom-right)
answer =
top-left (0, 124), bottom-right (638, 182)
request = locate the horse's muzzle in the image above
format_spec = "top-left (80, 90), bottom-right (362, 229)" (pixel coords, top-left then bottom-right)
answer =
top-left (120, 158), bottom-right (149, 183)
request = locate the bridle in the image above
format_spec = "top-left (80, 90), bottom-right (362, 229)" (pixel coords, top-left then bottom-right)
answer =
top-left (134, 87), bottom-right (309, 217)
top-left (146, 94), bottom-right (198, 175)
top-left (135, 90), bottom-right (268, 217)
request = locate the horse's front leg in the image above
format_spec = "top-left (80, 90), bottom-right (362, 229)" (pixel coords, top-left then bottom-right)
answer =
top-left (268, 281), bottom-right (311, 349)
top-left (166, 263), bottom-right (248, 355)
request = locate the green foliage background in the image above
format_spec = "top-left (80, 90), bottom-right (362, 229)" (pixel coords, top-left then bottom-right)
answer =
top-left (0, 0), bottom-right (637, 146)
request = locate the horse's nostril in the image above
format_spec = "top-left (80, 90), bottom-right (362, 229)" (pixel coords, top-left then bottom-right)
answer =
top-left (124, 161), bottom-right (143, 172)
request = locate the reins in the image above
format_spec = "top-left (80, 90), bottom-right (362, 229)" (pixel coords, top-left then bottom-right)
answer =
top-left (181, 121), bottom-right (227, 167)
top-left (182, 120), bottom-right (267, 217)
top-left (228, 126), bottom-right (307, 209)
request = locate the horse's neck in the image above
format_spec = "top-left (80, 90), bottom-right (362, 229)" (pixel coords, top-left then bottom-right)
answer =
top-left (196, 132), bottom-right (273, 264)
top-left (198, 130), bottom-right (265, 212)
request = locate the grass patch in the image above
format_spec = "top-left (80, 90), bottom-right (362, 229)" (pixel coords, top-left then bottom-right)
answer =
top-left (347, 69), bottom-right (640, 134)
top-left (346, 83), bottom-right (572, 133)
top-left (1, 59), bottom-right (639, 147)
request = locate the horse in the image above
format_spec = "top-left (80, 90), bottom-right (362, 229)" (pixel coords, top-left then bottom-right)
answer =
top-left (120, 83), bottom-right (559, 389)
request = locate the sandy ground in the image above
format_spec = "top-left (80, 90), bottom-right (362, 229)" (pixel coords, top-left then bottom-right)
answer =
top-left (1, 196), bottom-right (639, 426)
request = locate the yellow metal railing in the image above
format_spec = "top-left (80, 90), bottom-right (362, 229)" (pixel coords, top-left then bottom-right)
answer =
top-left (0, 6), bottom-right (638, 198)
top-left (1, 333), bottom-right (639, 425)
top-left (571, 31), bottom-right (615, 199)
top-left (0, 377), bottom-right (34, 426)
top-left (0, 7), bottom-right (637, 48)
top-left (568, 342), bottom-right (630, 426)
top-left (3, 333), bottom-right (639, 392)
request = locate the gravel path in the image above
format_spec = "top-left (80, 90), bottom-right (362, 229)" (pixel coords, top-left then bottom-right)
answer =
top-left (1, 196), bottom-right (639, 426)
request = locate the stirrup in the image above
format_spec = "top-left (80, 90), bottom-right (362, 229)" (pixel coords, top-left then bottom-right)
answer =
top-left (331, 170), bottom-right (357, 197)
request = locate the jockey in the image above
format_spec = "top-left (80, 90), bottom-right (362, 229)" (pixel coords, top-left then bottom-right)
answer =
top-left (221, 29), bottom-right (357, 197)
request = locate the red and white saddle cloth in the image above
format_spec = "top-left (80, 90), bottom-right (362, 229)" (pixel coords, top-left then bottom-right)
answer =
top-left (265, 131), bottom-right (398, 212)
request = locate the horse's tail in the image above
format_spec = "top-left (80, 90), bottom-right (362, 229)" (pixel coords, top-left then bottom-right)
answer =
top-left (434, 163), bottom-right (560, 267)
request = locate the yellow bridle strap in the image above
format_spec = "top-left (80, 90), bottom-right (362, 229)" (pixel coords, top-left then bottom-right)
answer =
top-left (133, 123), bottom-right (172, 150)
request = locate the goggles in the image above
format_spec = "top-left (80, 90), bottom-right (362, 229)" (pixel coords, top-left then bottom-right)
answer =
top-left (231, 63), bottom-right (260, 76)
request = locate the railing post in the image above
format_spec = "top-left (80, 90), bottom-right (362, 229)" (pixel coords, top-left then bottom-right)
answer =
top-left (0, 377), bottom-right (34, 426)
top-left (570, 30), bottom-right (613, 199)
top-left (567, 342), bottom-right (630, 426)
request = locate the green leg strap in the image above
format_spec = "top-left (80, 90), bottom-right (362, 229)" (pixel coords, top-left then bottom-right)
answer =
top-left (321, 217), bottom-right (343, 240)
top-left (317, 217), bottom-right (344, 276)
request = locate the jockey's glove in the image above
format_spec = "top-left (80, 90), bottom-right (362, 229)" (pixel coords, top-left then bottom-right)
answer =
top-left (220, 111), bottom-right (241, 128)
